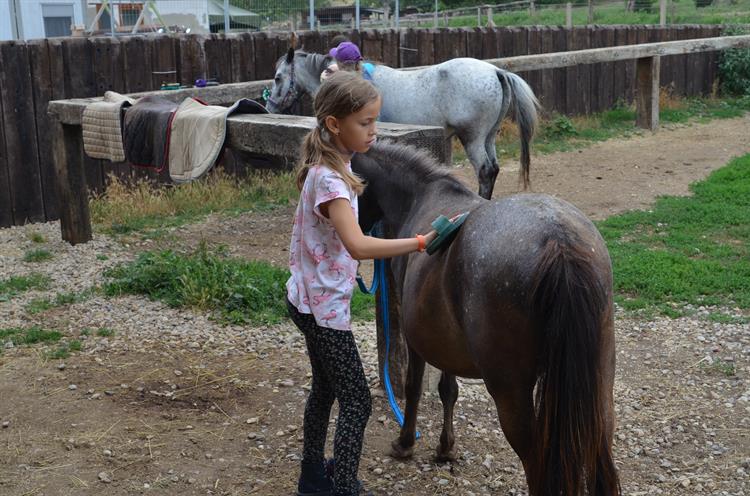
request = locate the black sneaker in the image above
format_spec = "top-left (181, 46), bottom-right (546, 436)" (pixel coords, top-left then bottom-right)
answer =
top-left (297, 460), bottom-right (333, 496)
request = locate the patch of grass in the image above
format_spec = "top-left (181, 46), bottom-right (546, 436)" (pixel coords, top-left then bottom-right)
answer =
top-left (599, 154), bottom-right (750, 316)
top-left (22, 248), bottom-right (53, 263)
top-left (707, 312), bottom-right (749, 325)
top-left (441, 0), bottom-right (750, 28)
top-left (96, 254), bottom-right (109, 261)
top-left (700, 358), bottom-right (737, 377)
top-left (104, 244), bottom-right (375, 325)
top-left (0, 273), bottom-right (50, 302)
top-left (0, 326), bottom-right (62, 347)
top-left (96, 328), bottom-right (115, 337)
top-left (46, 339), bottom-right (83, 360)
top-left (80, 328), bottom-right (91, 336)
top-left (28, 232), bottom-right (46, 243)
top-left (25, 289), bottom-right (94, 315)
top-left (91, 170), bottom-right (297, 236)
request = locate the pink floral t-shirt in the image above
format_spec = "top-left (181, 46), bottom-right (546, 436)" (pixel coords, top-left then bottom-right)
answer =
top-left (286, 164), bottom-right (359, 331)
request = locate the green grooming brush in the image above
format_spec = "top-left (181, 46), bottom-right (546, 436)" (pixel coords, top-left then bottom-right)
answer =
top-left (426, 212), bottom-right (469, 255)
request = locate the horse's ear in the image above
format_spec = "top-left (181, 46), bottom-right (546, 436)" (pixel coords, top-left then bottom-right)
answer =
top-left (286, 47), bottom-right (295, 64)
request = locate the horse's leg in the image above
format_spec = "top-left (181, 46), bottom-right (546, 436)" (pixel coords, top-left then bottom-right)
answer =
top-left (390, 346), bottom-right (426, 459)
top-left (484, 122), bottom-right (501, 179)
top-left (435, 372), bottom-right (459, 462)
top-left (485, 378), bottom-right (535, 477)
top-left (460, 133), bottom-right (498, 200)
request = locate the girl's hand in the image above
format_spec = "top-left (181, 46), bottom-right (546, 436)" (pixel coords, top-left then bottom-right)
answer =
top-left (421, 230), bottom-right (438, 246)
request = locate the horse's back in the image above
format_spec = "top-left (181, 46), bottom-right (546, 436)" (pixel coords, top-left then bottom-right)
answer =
top-left (374, 59), bottom-right (504, 127)
top-left (450, 193), bottom-right (611, 326)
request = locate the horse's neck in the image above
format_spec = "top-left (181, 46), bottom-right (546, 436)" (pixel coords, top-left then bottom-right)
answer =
top-left (298, 54), bottom-right (328, 95)
top-left (379, 178), bottom-right (475, 236)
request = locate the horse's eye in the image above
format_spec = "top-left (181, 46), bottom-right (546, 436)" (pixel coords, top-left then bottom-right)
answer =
top-left (274, 76), bottom-right (281, 83)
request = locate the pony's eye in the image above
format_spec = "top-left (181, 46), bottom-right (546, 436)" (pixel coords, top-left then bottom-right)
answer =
top-left (274, 76), bottom-right (281, 83)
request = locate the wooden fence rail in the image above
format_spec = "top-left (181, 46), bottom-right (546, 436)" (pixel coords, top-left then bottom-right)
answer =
top-left (0, 25), bottom-right (731, 228)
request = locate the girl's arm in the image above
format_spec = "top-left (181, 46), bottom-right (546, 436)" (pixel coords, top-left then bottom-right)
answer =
top-left (324, 198), bottom-right (436, 260)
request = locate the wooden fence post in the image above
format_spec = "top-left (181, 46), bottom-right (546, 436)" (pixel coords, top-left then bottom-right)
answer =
top-left (486, 6), bottom-right (495, 27)
top-left (52, 119), bottom-right (92, 244)
top-left (566, 2), bottom-right (573, 28)
top-left (588, 0), bottom-right (594, 24)
top-left (636, 55), bottom-right (660, 131)
top-left (660, 0), bottom-right (667, 26)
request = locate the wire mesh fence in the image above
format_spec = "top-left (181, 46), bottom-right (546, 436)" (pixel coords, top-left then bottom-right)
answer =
top-left (1, 0), bottom-right (747, 40)
top-left (83, 0), bottom-right (397, 34)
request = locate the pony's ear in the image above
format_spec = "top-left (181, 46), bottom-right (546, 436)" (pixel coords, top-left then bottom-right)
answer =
top-left (286, 47), bottom-right (295, 64)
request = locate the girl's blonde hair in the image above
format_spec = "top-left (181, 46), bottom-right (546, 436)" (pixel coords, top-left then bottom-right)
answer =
top-left (297, 71), bottom-right (379, 195)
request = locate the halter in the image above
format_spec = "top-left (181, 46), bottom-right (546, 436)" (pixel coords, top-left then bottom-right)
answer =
top-left (266, 56), bottom-right (304, 114)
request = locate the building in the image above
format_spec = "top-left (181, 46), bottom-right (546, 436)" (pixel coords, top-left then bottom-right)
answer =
top-left (1, 0), bottom-right (87, 40)
top-left (302, 6), bottom-right (385, 27)
top-left (87, 0), bottom-right (260, 35)
top-left (0, 0), bottom-right (259, 40)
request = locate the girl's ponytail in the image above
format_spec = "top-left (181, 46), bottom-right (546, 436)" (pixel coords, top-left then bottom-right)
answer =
top-left (297, 125), bottom-right (365, 195)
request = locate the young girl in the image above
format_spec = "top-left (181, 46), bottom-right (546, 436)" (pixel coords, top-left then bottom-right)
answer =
top-left (286, 71), bottom-right (437, 496)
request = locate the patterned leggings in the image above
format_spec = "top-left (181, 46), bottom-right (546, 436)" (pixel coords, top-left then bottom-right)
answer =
top-left (287, 299), bottom-right (372, 496)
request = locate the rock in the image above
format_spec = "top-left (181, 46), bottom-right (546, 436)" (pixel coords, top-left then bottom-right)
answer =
top-left (57, 363), bottom-right (66, 370)
top-left (2, 421), bottom-right (9, 428)
top-left (373, 468), bottom-right (383, 475)
top-left (246, 417), bottom-right (259, 424)
top-left (103, 449), bottom-right (113, 457)
top-left (68, 384), bottom-right (77, 390)
top-left (438, 478), bottom-right (449, 486)
top-left (98, 471), bottom-right (112, 483)
top-left (174, 370), bottom-right (183, 376)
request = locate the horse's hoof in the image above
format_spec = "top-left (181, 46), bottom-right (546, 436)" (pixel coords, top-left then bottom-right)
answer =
top-left (389, 440), bottom-right (414, 459)
top-left (434, 446), bottom-right (457, 463)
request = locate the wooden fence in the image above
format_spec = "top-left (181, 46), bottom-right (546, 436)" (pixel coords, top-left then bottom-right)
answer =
top-left (0, 25), bottom-right (727, 228)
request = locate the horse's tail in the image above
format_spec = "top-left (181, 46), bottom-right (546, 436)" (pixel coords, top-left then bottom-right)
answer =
top-left (527, 232), bottom-right (621, 496)
top-left (497, 70), bottom-right (539, 189)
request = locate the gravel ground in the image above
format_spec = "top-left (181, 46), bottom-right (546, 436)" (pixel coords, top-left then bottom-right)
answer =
top-left (0, 220), bottom-right (748, 495)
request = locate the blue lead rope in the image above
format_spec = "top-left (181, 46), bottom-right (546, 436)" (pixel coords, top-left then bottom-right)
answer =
top-left (356, 225), bottom-right (420, 440)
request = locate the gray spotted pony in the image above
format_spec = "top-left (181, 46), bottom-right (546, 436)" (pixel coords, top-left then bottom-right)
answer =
top-left (266, 47), bottom-right (540, 199)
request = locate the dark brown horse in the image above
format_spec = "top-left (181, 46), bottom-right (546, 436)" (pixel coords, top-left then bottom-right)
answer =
top-left (352, 142), bottom-right (621, 495)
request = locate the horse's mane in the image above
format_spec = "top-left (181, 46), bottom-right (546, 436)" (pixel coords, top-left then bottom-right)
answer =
top-left (365, 141), bottom-right (468, 193)
top-left (276, 50), bottom-right (332, 77)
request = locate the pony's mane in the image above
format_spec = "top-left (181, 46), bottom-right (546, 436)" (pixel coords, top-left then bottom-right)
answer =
top-left (366, 141), bottom-right (465, 189)
top-left (276, 50), bottom-right (332, 77)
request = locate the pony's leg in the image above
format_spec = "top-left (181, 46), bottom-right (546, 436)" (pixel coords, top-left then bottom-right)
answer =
top-left (435, 372), bottom-right (459, 462)
top-left (390, 347), bottom-right (426, 459)
top-left (461, 134), bottom-right (498, 200)
top-left (485, 380), bottom-right (535, 476)
top-left (484, 122), bottom-right (501, 178)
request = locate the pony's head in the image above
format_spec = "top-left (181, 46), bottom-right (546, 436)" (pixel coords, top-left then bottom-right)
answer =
top-left (266, 48), bottom-right (333, 114)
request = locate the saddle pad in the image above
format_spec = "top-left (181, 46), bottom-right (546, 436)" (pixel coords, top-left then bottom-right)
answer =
top-left (122, 95), bottom-right (180, 170)
top-left (168, 98), bottom-right (268, 183)
top-left (82, 91), bottom-right (135, 162)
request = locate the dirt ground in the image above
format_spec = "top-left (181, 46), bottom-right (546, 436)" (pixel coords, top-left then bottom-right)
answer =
top-left (1, 116), bottom-right (749, 496)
